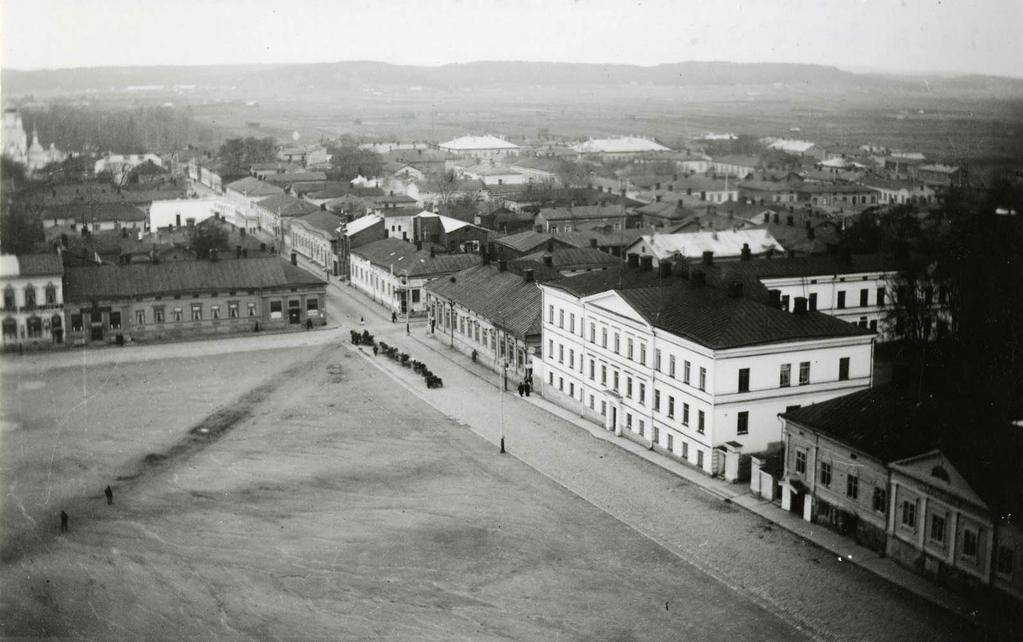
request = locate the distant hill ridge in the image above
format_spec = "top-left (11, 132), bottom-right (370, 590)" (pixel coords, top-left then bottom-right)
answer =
top-left (5, 60), bottom-right (1021, 97)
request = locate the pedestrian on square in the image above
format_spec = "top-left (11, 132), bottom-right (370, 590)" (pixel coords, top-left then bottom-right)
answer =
top-left (60, 510), bottom-right (69, 533)
top-left (360, 316), bottom-right (365, 326)
top-left (525, 382), bottom-right (531, 397)
top-left (517, 382), bottom-right (525, 397)
top-left (391, 312), bottom-right (397, 323)
top-left (406, 322), bottom-right (410, 335)
top-left (104, 485), bottom-right (113, 505)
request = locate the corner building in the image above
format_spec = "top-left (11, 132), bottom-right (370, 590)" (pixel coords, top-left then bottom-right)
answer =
top-left (538, 257), bottom-right (874, 477)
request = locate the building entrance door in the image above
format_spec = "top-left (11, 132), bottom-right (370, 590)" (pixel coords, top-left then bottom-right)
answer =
top-left (91, 324), bottom-right (104, 341)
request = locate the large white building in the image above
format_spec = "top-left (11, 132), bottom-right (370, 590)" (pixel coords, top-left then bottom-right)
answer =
top-left (438, 135), bottom-right (519, 160)
top-left (572, 136), bottom-right (671, 160)
top-left (538, 258), bottom-right (874, 477)
top-left (149, 198), bottom-right (228, 230)
top-left (625, 229), bottom-right (786, 266)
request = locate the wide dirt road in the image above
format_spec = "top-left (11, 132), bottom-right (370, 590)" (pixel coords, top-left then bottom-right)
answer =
top-left (5, 339), bottom-right (803, 639)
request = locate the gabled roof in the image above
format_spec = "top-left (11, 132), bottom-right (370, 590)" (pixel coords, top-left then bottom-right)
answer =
top-left (41, 201), bottom-right (147, 222)
top-left (424, 264), bottom-right (543, 338)
top-left (5, 253), bottom-right (64, 277)
top-left (628, 229), bottom-right (785, 260)
top-left (63, 258), bottom-right (324, 300)
top-left (344, 214), bottom-right (384, 237)
top-left (263, 171), bottom-right (327, 185)
top-left (225, 176), bottom-right (285, 198)
top-left (439, 135), bottom-right (519, 151)
top-left (351, 238), bottom-right (481, 277)
top-left (291, 211), bottom-right (343, 237)
top-left (515, 247), bottom-right (620, 270)
top-left (255, 194), bottom-right (319, 217)
top-left (494, 230), bottom-right (581, 254)
top-left (572, 137), bottom-right (671, 154)
top-left (538, 204), bottom-right (633, 222)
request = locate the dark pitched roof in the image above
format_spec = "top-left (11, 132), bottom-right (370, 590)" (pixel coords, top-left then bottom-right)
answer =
top-left (255, 194), bottom-right (319, 217)
top-left (424, 264), bottom-right (543, 338)
top-left (16, 253), bottom-right (64, 276)
top-left (516, 247), bottom-right (620, 269)
top-left (539, 204), bottom-right (633, 222)
top-left (494, 230), bottom-right (582, 253)
top-left (351, 238), bottom-right (481, 277)
top-left (63, 258), bottom-right (325, 301)
top-left (291, 211), bottom-right (343, 237)
top-left (263, 171), bottom-right (327, 185)
top-left (225, 177), bottom-right (285, 198)
top-left (713, 253), bottom-right (899, 281)
top-left (41, 201), bottom-right (147, 222)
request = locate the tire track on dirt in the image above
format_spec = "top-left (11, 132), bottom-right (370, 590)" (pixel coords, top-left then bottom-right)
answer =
top-left (1, 344), bottom-right (335, 565)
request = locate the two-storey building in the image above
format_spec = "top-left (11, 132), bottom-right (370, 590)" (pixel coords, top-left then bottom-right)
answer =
top-left (539, 257), bottom-right (874, 478)
top-left (1, 254), bottom-right (65, 349)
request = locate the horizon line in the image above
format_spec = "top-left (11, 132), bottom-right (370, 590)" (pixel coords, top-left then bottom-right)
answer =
top-left (2, 58), bottom-right (1018, 80)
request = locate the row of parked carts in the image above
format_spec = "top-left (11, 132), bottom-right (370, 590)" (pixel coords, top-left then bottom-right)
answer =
top-left (351, 329), bottom-right (443, 389)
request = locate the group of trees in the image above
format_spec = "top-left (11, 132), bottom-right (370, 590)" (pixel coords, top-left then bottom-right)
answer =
top-left (327, 143), bottom-right (384, 182)
top-left (21, 104), bottom-right (217, 154)
top-left (217, 137), bottom-right (276, 177)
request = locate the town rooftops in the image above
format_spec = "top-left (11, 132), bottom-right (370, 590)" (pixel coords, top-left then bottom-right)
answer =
top-left (255, 194), bottom-right (319, 217)
top-left (225, 176), bottom-right (286, 198)
top-left (290, 211), bottom-right (343, 237)
top-left (629, 229), bottom-right (785, 261)
top-left (712, 154), bottom-right (760, 168)
top-left (63, 258), bottom-right (324, 301)
top-left (439, 135), bottom-right (519, 151)
top-left (538, 203), bottom-right (633, 222)
top-left (2, 253), bottom-right (64, 277)
top-left (263, 171), bottom-right (328, 185)
top-left (41, 201), bottom-right (147, 223)
top-left (344, 214), bottom-right (384, 237)
top-left (712, 252), bottom-right (900, 281)
top-left (572, 137), bottom-right (671, 154)
top-left (515, 247), bottom-right (620, 270)
top-left (351, 238), bottom-right (481, 276)
top-left (424, 264), bottom-right (543, 338)
top-left (494, 230), bottom-right (583, 254)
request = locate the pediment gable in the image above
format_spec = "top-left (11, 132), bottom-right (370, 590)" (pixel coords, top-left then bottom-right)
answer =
top-left (585, 290), bottom-right (649, 325)
top-left (891, 450), bottom-right (988, 509)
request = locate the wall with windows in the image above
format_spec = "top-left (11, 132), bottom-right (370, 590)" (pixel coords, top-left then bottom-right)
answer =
top-left (1, 271), bottom-right (65, 349)
top-left (63, 286), bottom-right (325, 345)
top-left (349, 254), bottom-right (430, 317)
top-left (289, 222), bottom-right (337, 273)
top-left (539, 284), bottom-right (874, 475)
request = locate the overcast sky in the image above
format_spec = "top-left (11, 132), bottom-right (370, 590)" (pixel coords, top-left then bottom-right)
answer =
top-left (2, 0), bottom-right (1019, 77)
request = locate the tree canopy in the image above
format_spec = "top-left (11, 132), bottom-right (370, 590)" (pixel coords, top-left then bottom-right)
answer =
top-left (327, 144), bottom-right (384, 183)
top-left (217, 137), bottom-right (276, 176)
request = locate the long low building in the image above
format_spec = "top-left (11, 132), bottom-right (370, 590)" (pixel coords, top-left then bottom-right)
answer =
top-left (62, 258), bottom-right (327, 345)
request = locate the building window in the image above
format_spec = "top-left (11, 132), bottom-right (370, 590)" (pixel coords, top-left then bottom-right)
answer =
top-left (612, 370), bottom-right (619, 391)
top-left (697, 450), bottom-right (704, 468)
top-left (697, 410), bottom-right (705, 434)
top-left (682, 442), bottom-right (689, 460)
top-left (2, 287), bottom-right (14, 310)
top-left (683, 360), bottom-right (691, 384)
top-left (820, 461), bottom-right (832, 487)
top-left (601, 327), bottom-right (607, 348)
top-left (589, 323), bottom-right (595, 342)
top-left (682, 403), bottom-right (690, 426)
top-left (211, 305), bottom-right (221, 320)
top-left (173, 307), bottom-right (183, 322)
top-left (839, 357), bottom-right (850, 381)
top-left (736, 411), bottom-right (749, 435)
top-left (809, 292), bottom-right (818, 311)
top-left (626, 377), bottom-right (633, 398)
top-left (613, 333), bottom-right (620, 354)
top-left (568, 349), bottom-right (575, 369)
top-left (666, 434), bottom-right (673, 452)
top-left (549, 305), bottom-right (554, 323)
top-left (997, 546), bottom-right (1014, 576)
top-left (799, 361), bottom-right (810, 385)
top-left (654, 389), bottom-right (661, 412)
top-left (45, 284), bottom-right (57, 305)
top-left (837, 291), bottom-right (846, 309)
top-left (667, 396), bottom-right (675, 419)
top-left (306, 298), bottom-right (319, 312)
top-left (902, 500), bottom-right (917, 529)
top-left (846, 475), bottom-right (859, 499)
top-left (698, 367), bottom-right (706, 391)
top-left (558, 344), bottom-right (564, 363)
top-left (548, 339), bottom-right (554, 359)
top-left (569, 313), bottom-right (575, 334)
top-left (638, 383), bottom-right (646, 405)
top-left (136, 310), bottom-right (145, 325)
top-left (872, 487), bottom-right (886, 513)
top-left (26, 316), bottom-right (42, 338)
top-left (654, 349), bottom-right (662, 371)
top-left (626, 412), bottom-right (633, 430)
top-left (191, 304), bottom-right (202, 321)
top-left (108, 311), bottom-right (122, 329)
top-left (228, 302), bottom-right (239, 318)
top-left (639, 343), bottom-right (646, 365)
top-left (558, 377), bottom-right (563, 391)
top-left (248, 303), bottom-right (256, 317)
top-left (669, 355), bottom-right (676, 378)
top-left (781, 294), bottom-right (790, 311)
top-left (627, 338), bottom-right (634, 360)
top-left (600, 365), bottom-right (607, 385)
top-left (558, 309), bottom-right (564, 329)
top-left (738, 368), bottom-right (750, 393)
top-left (780, 363), bottom-right (791, 387)
top-left (795, 449), bottom-right (807, 474)
top-left (962, 529), bottom-right (979, 559)
top-left (589, 359), bottom-right (595, 380)
top-left (930, 514), bottom-right (946, 545)
top-left (860, 289), bottom-right (869, 307)
top-left (548, 371), bottom-right (554, 385)
top-left (600, 401), bottom-right (606, 416)
top-left (877, 287), bottom-right (886, 305)
top-left (24, 286), bottom-right (36, 309)
top-left (70, 313), bottom-right (83, 331)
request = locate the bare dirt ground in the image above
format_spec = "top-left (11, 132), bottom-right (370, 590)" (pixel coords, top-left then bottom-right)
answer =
top-left (3, 342), bottom-right (807, 640)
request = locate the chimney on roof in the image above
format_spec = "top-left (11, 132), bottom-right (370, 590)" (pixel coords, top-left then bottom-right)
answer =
top-left (702, 251), bottom-right (714, 266)
top-left (523, 268), bottom-right (535, 283)
top-left (740, 243), bottom-right (752, 261)
top-left (658, 261), bottom-right (672, 278)
top-left (627, 253), bottom-right (640, 268)
top-left (498, 259), bottom-right (507, 272)
top-left (793, 297), bottom-right (808, 315)
top-left (728, 281), bottom-right (743, 298)
top-left (768, 289), bottom-right (782, 308)
top-left (640, 255), bottom-right (654, 271)
top-left (291, 251), bottom-right (297, 266)
top-left (691, 270), bottom-right (706, 287)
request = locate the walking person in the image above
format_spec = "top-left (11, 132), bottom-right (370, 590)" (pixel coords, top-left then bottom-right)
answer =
top-left (60, 510), bottom-right (69, 533)
top-left (406, 322), bottom-right (410, 336)
top-left (104, 485), bottom-right (113, 505)
top-left (391, 311), bottom-right (397, 323)
top-left (517, 382), bottom-right (525, 397)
